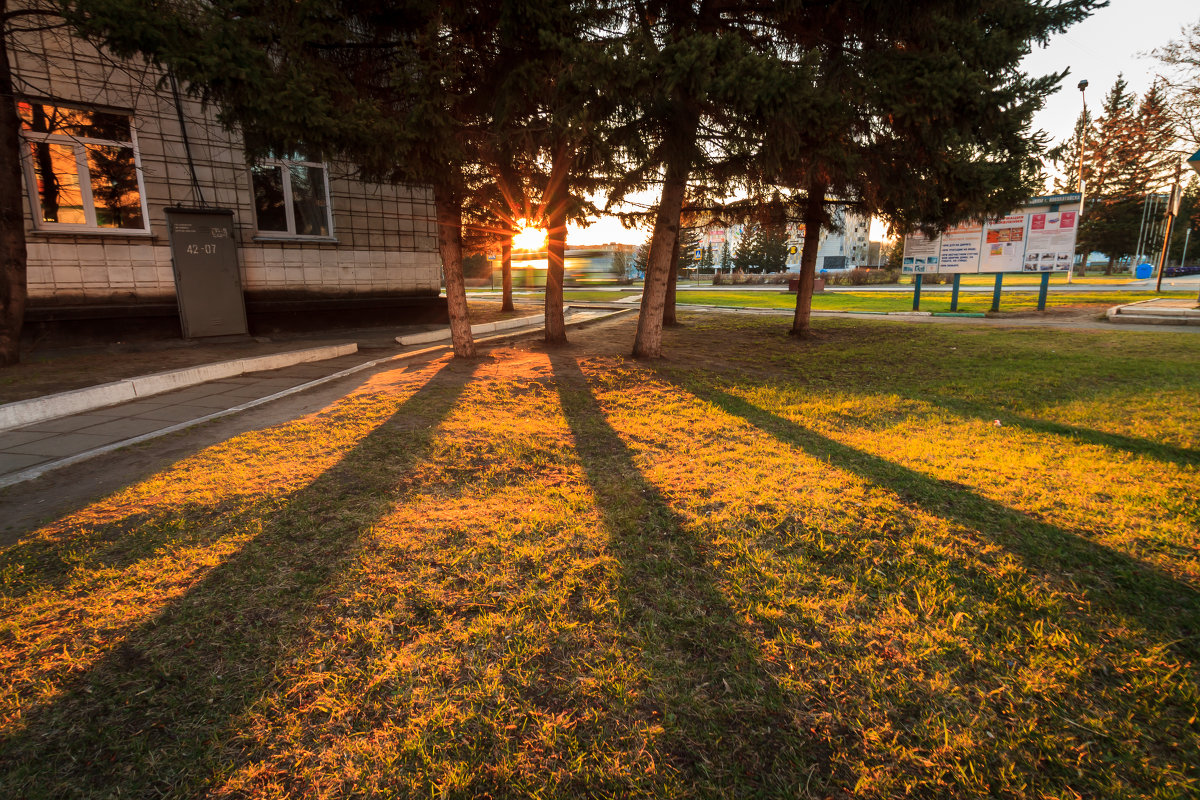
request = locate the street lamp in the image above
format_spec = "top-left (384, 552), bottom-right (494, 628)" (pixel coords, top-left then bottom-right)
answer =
top-left (1071, 79), bottom-right (1088, 285)
top-left (1189, 149), bottom-right (1200, 302)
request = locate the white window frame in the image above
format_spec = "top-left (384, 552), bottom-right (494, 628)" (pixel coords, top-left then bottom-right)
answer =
top-left (18, 100), bottom-right (151, 235)
top-left (249, 155), bottom-right (335, 240)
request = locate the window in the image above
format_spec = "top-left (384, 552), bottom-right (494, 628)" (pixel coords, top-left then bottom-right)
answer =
top-left (18, 101), bottom-right (148, 231)
top-left (250, 153), bottom-right (332, 237)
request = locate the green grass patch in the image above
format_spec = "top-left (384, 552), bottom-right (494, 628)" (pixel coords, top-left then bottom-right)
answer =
top-left (1, 316), bottom-right (1197, 797)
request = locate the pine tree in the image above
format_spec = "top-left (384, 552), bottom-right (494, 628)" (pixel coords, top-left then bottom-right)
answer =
top-left (632, 233), bottom-right (653, 278)
top-left (753, 0), bottom-right (1102, 336)
top-left (1053, 76), bottom-right (1179, 269)
top-left (675, 228), bottom-right (702, 276)
top-left (733, 225), bottom-right (760, 273)
top-left (759, 220), bottom-right (790, 273)
top-left (719, 238), bottom-right (731, 272)
top-left (700, 244), bottom-right (714, 271)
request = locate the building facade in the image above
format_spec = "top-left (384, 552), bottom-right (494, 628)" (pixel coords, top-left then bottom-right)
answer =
top-left (9, 23), bottom-right (445, 331)
top-left (699, 207), bottom-right (873, 272)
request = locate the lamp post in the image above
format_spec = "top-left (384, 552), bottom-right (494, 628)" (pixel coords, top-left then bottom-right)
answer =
top-left (1188, 149), bottom-right (1200, 302)
top-left (1069, 79), bottom-right (1088, 284)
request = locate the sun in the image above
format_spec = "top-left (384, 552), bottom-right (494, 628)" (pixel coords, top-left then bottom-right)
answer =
top-left (512, 224), bottom-right (547, 251)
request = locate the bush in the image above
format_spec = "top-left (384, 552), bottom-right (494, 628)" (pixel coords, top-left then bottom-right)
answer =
top-left (823, 267), bottom-right (901, 286)
top-left (713, 270), bottom-right (794, 285)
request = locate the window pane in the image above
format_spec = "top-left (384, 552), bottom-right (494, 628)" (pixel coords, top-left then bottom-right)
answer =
top-left (289, 165), bottom-right (329, 236)
top-left (251, 165), bottom-right (288, 232)
top-left (28, 142), bottom-right (86, 224)
top-left (19, 102), bottom-right (131, 140)
top-left (86, 144), bottom-right (145, 229)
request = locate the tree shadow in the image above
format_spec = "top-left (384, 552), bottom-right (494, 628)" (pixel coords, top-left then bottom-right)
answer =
top-left (660, 374), bottom-right (1200, 661)
top-left (549, 353), bottom-right (846, 796)
top-left (916, 392), bottom-right (1200, 469)
top-left (0, 366), bottom-right (418, 596)
top-left (0, 357), bottom-right (481, 798)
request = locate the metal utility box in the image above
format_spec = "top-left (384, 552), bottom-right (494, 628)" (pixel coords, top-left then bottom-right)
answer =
top-left (165, 207), bottom-right (248, 338)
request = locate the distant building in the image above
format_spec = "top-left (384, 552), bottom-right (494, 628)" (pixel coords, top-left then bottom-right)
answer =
top-left (699, 207), bottom-right (872, 271)
top-left (9, 22), bottom-right (446, 337)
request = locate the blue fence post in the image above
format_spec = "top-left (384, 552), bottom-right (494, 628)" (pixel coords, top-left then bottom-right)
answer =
top-left (1037, 271), bottom-right (1051, 311)
top-left (912, 274), bottom-right (923, 311)
top-left (991, 273), bottom-right (1004, 312)
top-left (950, 274), bottom-right (961, 311)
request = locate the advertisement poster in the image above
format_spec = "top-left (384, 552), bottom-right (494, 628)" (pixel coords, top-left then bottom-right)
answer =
top-left (979, 214), bottom-right (1028, 273)
top-left (1022, 211), bottom-right (1077, 272)
top-left (937, 221), bottom-right (984, 274)
top-left (902, 233), bottom-right (941, 274)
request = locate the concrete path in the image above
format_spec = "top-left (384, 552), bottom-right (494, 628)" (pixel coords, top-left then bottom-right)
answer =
top-left (0, 352), bottom-right (371, 488)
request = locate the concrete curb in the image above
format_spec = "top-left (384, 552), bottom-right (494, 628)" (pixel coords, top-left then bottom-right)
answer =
top-left (0, 307), bottom-right (632, 489)
top-left (395, 312), bottom-right (547, 345)
top-left (0, 342), bottom-right (357, 432)
top-left (1107, 298), bottom-right (1200, 325)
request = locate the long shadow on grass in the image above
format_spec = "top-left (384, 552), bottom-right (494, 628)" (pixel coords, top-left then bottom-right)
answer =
top-left (917, 393), bottom-right (1200, 469)
top-left (551, 354), bottom-right (844, 797)
top-left (661, 375), bottom-right (1200, 661)
top-left (0, 357), bottom-right (479, 799)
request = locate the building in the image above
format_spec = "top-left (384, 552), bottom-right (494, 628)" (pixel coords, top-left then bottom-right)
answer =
top-left (9, 22), bottom-right (446, 339)
top-left (699, 207), bottom-right (872, 272)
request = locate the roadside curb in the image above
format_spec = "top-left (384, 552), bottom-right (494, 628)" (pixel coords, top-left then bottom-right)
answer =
top-left (0, 343), bottom-right (358, 432)
top-left (0, 307), bottom-right (632, 490)
top-left (397, 313), bottom-right (547, 345)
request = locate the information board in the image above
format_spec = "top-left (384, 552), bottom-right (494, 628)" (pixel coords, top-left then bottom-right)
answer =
top-left (938, 221), bottom-right (985, 274)
top-left (165, 207), bottom-right (248, 338)
top-left (901, 233), bottom-right (941, 274)
top-left (979, 214), bottom-right (1028, 273)
top-left (1023, 210), bottom-right (1077, 272)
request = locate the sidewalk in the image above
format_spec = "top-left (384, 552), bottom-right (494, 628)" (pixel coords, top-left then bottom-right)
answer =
top-left (0, 306), bottom-right (627, 488)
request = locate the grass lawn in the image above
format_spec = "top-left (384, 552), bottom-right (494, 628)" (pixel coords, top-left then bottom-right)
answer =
top-left (1, 314), bottom-right (1197, 797)
top-left (673, 289), bottom-right (1196, 314)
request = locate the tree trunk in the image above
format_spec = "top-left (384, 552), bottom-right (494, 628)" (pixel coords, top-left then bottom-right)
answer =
top-left (433, 182), bottom-right (476, 358)
top-left (632, 157), bottom-right (689, 358)
top-left (663, 225), bottom-right (681, 326)
top-left (790, 179), bottom-right (827, 337)
top-left (0, 14), bottom-right (28, 366)
top-left (501, 239), bottom-right (514, 312)
top-left (544, 183), bottom-right (568, 345)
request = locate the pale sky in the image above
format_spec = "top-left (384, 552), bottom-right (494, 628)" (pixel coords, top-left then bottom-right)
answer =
top-left (569, 0), bottom-right (1200, 246)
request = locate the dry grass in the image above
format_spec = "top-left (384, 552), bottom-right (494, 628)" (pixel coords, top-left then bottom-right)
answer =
top-left (0, 313), bottom-right (1197, 798)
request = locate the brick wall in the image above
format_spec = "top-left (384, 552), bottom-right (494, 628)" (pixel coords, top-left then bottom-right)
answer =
top-left (10, 25), bottom-right (443, 305)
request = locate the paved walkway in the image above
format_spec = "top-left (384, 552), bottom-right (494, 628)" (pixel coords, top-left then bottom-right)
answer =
top-left (0, 352), bottom-right (370, 485)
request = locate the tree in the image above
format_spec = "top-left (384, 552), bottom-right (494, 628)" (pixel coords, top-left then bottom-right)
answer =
top-left (615, 3), bottom-right (809, 357)
top-left (611, 245), bottom-right (630, 280)
top-left (1, 1), bottom-right (71, 365)
top-left (482, 0), bottom-right (618, 346)
top-left (1053, 77), bottom-right (1178, 269)
top-left (632, 233), bottom-right (652, 277)
top-left (1151, 19), bottom-right (1200, 151)
top-left (752, 0), bottom-right (1102, 337)
top-left (732, 224), bottom-right (760, 272)
top-left (759, 219), bottom-right (789, 273)
top-left (718, 238), bottom-right (731, 272)
top-left (699, 243), bottom-right (714, 272)
top-left (675, 228), bottom-right (701, 276)
top-left (68, 0), bottom-right (501, 357)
